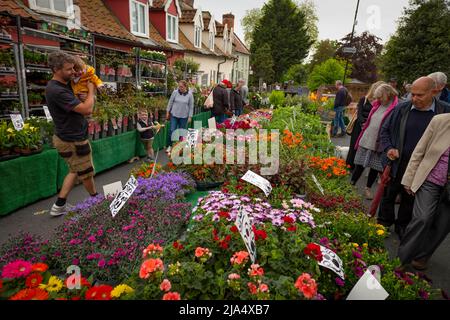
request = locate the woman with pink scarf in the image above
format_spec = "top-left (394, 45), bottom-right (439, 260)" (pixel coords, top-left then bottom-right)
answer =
top-left (351, 84), bottom-right (399, 199)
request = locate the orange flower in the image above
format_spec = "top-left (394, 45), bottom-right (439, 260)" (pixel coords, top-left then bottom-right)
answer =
top-left (230, 251), bottom-right (250, 265)
top-left (162, 292), bottom-right (181, 300)
top-left (10, 288), bottom-right (49, 300)
top-left (160, 279), bottom-right (171, 292)
top-left (31, 263), bottom-right (48, 273)
top-left (143, 243), bottom-right (163, 258)
top-left (194, 247), bottom-right (210, 258)
top-left (25, 273), bottom-right (43, 288)
top-left (295, 273), bottom-right (318, 299)
top-left (139, 258), bottom-right (164, 279)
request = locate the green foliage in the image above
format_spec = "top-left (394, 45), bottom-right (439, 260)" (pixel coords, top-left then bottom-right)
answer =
top-left (380, 0), bottom-right (450, 84)
top-left (174, 58), bottom-right (200, 75)
top-left (307, 58), bottom-right (350, 91)
top-left (241, 8), bottom-right (263, 46)
top-left (282, 64), bottom-right (309, 85)
top-left (269, 90), bottom-right (285, 107)
top-left (309, 39), bottom-right (339, 72)
top-left (251, 0), bottom-right (313, 81)
top-left (250, 43), bottom-right (275, 83)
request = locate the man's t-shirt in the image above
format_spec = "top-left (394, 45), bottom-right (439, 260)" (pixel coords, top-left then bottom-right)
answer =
top-left (45, 79), bottom-right (86, 141)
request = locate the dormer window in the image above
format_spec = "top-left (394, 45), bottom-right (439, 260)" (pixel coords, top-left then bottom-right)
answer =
top-left (194, 25), bottom-right (202, 48)
top-left (167, 14), bottom-right (178, 43)
top-left (29, 0), bottom-right (73, 18)
top-left (209, 31), bottom-right (214, 50)
top-left (130, 0), bottom-right (149, 37)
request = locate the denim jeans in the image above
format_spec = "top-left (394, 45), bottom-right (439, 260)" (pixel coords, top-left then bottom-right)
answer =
top-left (234, 108), bottom-right (243, 117)
top-left (332, 106), bottom-right (346, 135)
top-left (168, 116), bottom-right (188, 147)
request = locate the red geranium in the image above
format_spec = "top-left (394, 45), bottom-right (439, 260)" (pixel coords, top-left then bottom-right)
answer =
top-left (230, 225), bottom-right (238, 233)
top-left (287, 225), bottom-right (297, 232)
top-left (303, 243), bottom-right (323, 262)
top-left (173, 241), bottom-right (184, 250)
top-left (218, 211), bottom-right (230, 219)
top-left (283, 216), bottom-right (294, 224)
top-left (252, 227), bottom-right (267, 241)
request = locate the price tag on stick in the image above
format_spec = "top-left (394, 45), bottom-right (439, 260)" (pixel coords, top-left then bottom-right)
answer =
top-left (241, 170), bottom-right (272, 197)
top-left (235, 206), bottom-right (257, 264)
top-left (312, 174), bottom-right (325, 195)
top-left (43, 106), bottom-right (53, 121)
top-left (109, 175), bottom-right (138, 218)
top-left (10, 114), bottom-right (24, 131)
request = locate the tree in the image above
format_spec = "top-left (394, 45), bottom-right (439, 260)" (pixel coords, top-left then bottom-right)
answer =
top-left (309, 39), bottom-right (340, 72)
top-left (282, 64), bottom-right (309, 85)
top-left (307, 58), bottom-right (351, 91)
top-left (250, 0), bottom-right (313, 82)
top-left (241, 8), bottom-right (262, 47)
top-left (336, 31), bottom-right (383, 83)
top-left (380, 0), bottom-right (450, 85)
top-left (250, 43), bottom-right (275, 84)
top-left (296, 0), bottom-right (319, 45)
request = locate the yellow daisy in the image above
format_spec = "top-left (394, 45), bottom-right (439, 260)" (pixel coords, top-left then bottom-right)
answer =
top-left (111, 284), bottom-right (134, 298)
top-left (352, 243), bottom-right (359, 248)
top-left (376, 229), bottom-right (385, 236)
top-left (363, 243), bottom-right (368, 248)
top-left (39, 276), bottom-right (63, 292)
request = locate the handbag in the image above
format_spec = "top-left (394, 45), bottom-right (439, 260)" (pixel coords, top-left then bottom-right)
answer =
top-left (346, 111), bottom-right (357, 135)
top-left (204, 90), bottom-right (214, 109)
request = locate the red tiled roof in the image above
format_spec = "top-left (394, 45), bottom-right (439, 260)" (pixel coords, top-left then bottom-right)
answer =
top-left (75, 0), bottom-right (136, 42)
top-left (202, 11), bottom-right (211, 31)
top-left (149, 23), bottom-right (172, 50)
top-left (179, 9), bottom-right (196, 23)
top-left (178, 29), bottom-right (200, 53)
top-left (0, 0), bottom-right (41, 20)
top-left (233, 33), bottom-right (249, 55)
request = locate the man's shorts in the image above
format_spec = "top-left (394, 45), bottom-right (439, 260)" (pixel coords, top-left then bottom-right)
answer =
top-left (53, 135), bottom-right (95, 180)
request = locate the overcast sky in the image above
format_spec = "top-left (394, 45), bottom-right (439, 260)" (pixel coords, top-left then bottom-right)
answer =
top-left (195, 0), bottom-right (411, 45)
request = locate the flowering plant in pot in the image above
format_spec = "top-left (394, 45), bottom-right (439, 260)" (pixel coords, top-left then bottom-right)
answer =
top-left (11, 123), bottom-right (42, 155)
top-left (0, 121), bottom-right (13, 156)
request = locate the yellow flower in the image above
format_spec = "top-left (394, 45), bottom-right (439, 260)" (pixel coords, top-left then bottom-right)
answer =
top-left (39, 276), bottom-right (63, 292)
top-left (363, 243), bottom-right (368, 248)
top-left (111, 284), bottom-right (134, 298)
top-left (23, 123), bottom-right (30, 130)
top-left (352, 243), bottom-right (359, 248)
top-left (376, 229), bottom-right (385, 236)
top-left (7, 128), bottom-right (14, 133)
top-left (375, 224), bottom-right (385, 230)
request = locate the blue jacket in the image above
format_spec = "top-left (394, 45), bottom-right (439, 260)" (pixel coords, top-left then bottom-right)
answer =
top-left (380, 98), bottom-right (450, 178)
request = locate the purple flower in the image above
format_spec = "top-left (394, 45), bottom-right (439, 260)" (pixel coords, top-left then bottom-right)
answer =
top-left (87, 235), bottom-right (96, 243)
top-left (69, 239), bottom-right (82, 245)
top-left (72, 258), bottom-right (79, 265)
top-left (352, 251), bottom-right (362, 259)
top-left (335, 277), bottom-right (345, 287)
top-left (418, 289), bottom-right (429, 300)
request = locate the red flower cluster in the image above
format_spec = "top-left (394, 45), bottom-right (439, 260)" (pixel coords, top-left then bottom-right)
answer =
top-left (303, 243), bottom-right (323, 262)
top-left (282, 216), bottom-right (297, 232)
top-left (172, 241), bottom-right (184, 251)
top-left (218, 211), bottom-right (230, 219)
top-left (85, 285), bottom-right (113, 300)
top-left (252, 226), bottom-right (268, 241)
top-left (212, 229), bottom-right (232, 249)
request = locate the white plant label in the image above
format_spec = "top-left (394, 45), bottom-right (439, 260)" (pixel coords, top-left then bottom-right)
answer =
top-left (103, 181), bottom-right (123, 198)
top-left (110, 175), bottom-right (138, 218)
top-left (318, 244), bottom-right (345, 279)
top-left (43, 106), bottom-right (53, 121)
top-left (10, 114), bottom-right (24, 131)
top-left (235, 206), bottom-right (257, 264)
top-left (312, 174), bottom-right (325, 195)
top-left (208, 117), bottom-right (217, 130)
top-left (186, 128), bottom-right (199, 147)
top-left (241, 170), bottom-right (272, 197)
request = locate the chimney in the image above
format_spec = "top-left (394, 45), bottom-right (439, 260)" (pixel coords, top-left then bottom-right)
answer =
top-left (222, 13), bottom-right (235, 30)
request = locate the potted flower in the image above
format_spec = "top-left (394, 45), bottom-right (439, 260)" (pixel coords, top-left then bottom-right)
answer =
top-left (12, 123), bottom-right (43, 155)
top-left (0, 121), bottom-right (14, 158)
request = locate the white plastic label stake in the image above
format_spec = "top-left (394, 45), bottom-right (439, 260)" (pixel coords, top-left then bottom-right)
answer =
top-left (235, 206), bottom-right (257, 264)
top-left (43, 106), bottom-right (53, 121)
top-left (10, 114), bottom-right (24, 131)
top-left (186, 128), bottom-right (199, 147)
top-left (208, 117), bottom-right (216, 130)
top-left (241, 170), bottom-right (272, 197)
top-left (312, 174), bottom-right (325, 195)
top-left (103, 181), bottom-right (123, 198)
top-left (110, 175), bottom-right (138, 218)
top-left (318, 244), bottom-right (345, 279)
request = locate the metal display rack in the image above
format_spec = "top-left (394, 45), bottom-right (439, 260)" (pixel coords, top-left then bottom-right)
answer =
top-left (0, 37), bottom-right (22, 119)
top-left (135, 48), bottom-right (167, 96)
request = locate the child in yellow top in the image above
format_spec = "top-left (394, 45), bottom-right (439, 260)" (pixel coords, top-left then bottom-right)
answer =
top-left (71, 56), bottom-right (103, 100)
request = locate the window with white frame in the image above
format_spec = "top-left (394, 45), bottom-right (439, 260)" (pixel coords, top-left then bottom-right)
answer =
top-left (130, 0), bottom-right (148, 37)
top-left (208, 31), bottom-right (215, 50)
top-left (194, 25), bottom-right (202, 48)
top-left (167, 14), bottom-right (178, 43)
top-left (30, 0), bottom-right (73, 17)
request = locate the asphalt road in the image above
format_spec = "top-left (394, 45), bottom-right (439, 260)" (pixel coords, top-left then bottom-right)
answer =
top-left (0, 137), bottom-right (448, 296)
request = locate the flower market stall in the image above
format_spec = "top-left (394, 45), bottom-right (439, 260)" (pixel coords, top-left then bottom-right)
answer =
top-left (0, 105), bottom-right (442, 301)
